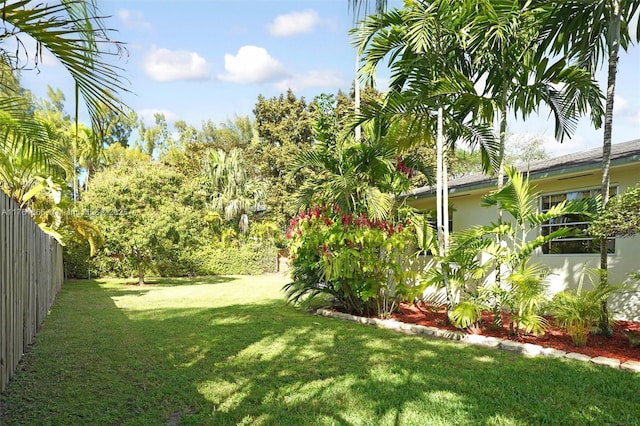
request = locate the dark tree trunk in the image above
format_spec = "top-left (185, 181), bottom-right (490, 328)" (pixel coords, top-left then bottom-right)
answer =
top-left (138, 261), bottom-right (145, 286)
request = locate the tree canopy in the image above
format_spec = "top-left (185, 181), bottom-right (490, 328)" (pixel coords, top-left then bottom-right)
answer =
top-left (589, 185), bottom-right (640, 238)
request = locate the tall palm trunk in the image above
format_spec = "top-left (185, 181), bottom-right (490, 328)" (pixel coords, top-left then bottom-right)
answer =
top-left (355, 53), bottom-right (362, 142)
top-left (598, 0), bottom-right (621, 338)
top-left (436, 99), bottom-right (452, 309)
top-left (492, 89), bottom-right (509, 329)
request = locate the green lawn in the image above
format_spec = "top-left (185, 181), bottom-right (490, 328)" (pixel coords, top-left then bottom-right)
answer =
top-left (1, 274), bottom-right (639, 425)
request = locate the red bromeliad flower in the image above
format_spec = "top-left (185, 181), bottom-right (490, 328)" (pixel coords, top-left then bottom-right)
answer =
top-left (395, 158), bottom-right (415, 179)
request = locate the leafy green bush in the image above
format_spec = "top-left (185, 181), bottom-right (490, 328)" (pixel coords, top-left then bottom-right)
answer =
top-left (285, 205), bottom-right (424, 318)
top-left (68, 240), bottom-right (277, 278)
top-left (180, 242), bottom-right (277, 276)
top-left (63, 240), bottom-right (92, 279)
top-left (551, 281), bottom-right (619, 347)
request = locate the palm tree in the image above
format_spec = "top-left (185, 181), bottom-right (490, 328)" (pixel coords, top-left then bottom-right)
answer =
top-left (468, 0), bottom-right (605, 187)
top-left (1, 0), bottom-right (129, 146)
top-left (204, 149), bottom-right (265, 233)
top-left (465, 0), bottom-right (604, 301)
top-left (354, 0), bottom-right (500, 308)
top-left (291, 116), bottom-right (424, 220)
top-left (534, 0), bottom-right (640, 336)
top-left (348, 1), bottom-right (388, 141)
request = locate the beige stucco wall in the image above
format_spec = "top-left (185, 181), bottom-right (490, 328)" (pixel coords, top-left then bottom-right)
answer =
top-left (408, 161), bottom-right (640, 321)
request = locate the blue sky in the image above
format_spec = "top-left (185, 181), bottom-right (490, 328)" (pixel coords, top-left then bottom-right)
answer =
top-left (20, 0), bottom-right (640, 156)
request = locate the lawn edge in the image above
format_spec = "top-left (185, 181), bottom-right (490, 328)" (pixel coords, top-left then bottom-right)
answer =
top-left (315, 309), bottom-right (640, 373)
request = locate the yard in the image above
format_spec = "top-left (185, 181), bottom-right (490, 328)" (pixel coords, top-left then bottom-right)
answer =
top-left (1, 274), bottom-right (639, 425)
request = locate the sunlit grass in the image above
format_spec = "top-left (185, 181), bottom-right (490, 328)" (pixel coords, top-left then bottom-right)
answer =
top-left (2, 274), bottom-right (639, 425)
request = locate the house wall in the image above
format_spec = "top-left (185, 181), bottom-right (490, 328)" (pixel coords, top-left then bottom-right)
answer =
top-left (408, 162), bottom-right (640, 321)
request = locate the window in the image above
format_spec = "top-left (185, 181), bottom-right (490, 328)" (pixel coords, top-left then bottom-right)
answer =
top-left (540, 187), bottom-right (616, 255)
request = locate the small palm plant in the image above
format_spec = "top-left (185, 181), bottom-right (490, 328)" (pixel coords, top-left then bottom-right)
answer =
top-left (551, 269), bottom-right (619, 347)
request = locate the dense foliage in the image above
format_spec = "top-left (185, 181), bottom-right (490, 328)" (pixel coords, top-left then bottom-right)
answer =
top-left (70, 160), bottom-right (276, 281)
top-left (285, 205), bottom-right (426, 318)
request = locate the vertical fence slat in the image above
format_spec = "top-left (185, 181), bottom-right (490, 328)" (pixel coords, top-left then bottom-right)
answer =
top-left (0, 194), bottom-right (63, 392)
top-left (8, 204), bottom-right (15, 386)
top-left (1, 195), bottom-right (7, 390)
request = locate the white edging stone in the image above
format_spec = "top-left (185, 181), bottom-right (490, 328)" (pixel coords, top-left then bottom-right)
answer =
top-left (564, 352), bottom-right (592, 363)
top-left (522, 343), bottom-right (543, 357)
top-left (540, 347), bottom-right (566, 358)
top-left (498, 340), bottom-right (542, 356)
top-left (500, 340), bottom-right (526, 353)
top-left (590, 356), bottom-right (620, 369)
top-left (380, 319), bottom-right (402, 330)
top-left (462, 334), bottom-right (501, 349)
top-left (315, 309), bottom-right (637, 372)
top-left (621, 361), bottom-right (640, 372)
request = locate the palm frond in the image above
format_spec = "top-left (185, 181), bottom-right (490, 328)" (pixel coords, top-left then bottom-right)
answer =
top-left (2, 0), bottom-right (131, 134)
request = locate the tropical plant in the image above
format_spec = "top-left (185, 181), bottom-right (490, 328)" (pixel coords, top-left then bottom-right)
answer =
top-left (535, 0), bottom-right (640, 336)
top-left (291, 111), bottom-right (427, 221)
top-left (467, 0), bottom-right (604, 184)
top-left (0, 70), bottom-right (70, 193)
top-left (285, 204), bottom-right (426, 318)
top-left (551, 268), bottom-right (620, 346)
top-left (464, 1), bottom-right (605, 330)
top-left (1, 0), bottom-right (129, 136)
top-left (203, 148), bottom-right (265, 232)
top-left (443, 166), bottom-right (598, 335)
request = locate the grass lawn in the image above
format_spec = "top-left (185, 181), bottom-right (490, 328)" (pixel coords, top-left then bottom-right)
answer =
top-left (2, 274), bottom-right (640, 425)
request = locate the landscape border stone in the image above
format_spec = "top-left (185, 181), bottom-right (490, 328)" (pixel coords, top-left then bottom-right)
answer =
top-left (315, 308), bottom-right (638, 372)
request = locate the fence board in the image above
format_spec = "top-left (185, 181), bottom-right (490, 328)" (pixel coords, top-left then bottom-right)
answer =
top-left (1, 195), bottom-right (7, 388)
top-left (0, 194), bottom-right (63, 392)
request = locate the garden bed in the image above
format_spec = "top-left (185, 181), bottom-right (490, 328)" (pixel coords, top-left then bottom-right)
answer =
top-left (391, 302), bottom-right (640, 363)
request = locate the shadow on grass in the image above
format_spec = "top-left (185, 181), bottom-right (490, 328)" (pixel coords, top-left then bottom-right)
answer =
top-left (2, 278), bottom-right (639, 425)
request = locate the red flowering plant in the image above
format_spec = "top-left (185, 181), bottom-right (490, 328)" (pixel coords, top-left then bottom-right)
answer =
top-left (284, 204), bottom-right (426, 318)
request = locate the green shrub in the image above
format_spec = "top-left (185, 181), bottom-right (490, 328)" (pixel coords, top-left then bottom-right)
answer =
top-left (551, 282), bottom-right (619, 347)
top-left (66, 240), bottom-right (277, 278)
top-left (285, 205), bottom-right (424, 318)
top-left (182, 242), bottom-right (277, 275)
top-left (63, 240), bottom-right (92, 279)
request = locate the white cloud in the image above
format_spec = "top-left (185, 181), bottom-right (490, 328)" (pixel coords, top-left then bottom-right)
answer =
top-left (139, 109), bottom-right (179, 127)
top-left (268, 9), bottom-right (320, 37)
top-left (274, 69), bottom-right (344, 91)
top-left (613, 95), bottom-right (629, 115)
top-left (117, 9), bottom-right (152, 30)
top-left (218, 46), bottom-right (288, 84)
top-left (144, 47), bottom-right (211, 82)
top-left (630, 110), bottom-right (640, 124)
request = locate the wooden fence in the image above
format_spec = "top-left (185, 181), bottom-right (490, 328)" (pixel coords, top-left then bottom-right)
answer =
top-left (0, 193), bottom-right (64, 392)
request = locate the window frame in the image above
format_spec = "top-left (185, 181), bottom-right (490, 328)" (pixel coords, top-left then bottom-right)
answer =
top-left (539, 185), bottom-right (617, 256)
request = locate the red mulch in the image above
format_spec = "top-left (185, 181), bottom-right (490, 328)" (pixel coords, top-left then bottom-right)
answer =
top-left (391, 302), bottom-right (640, 363)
